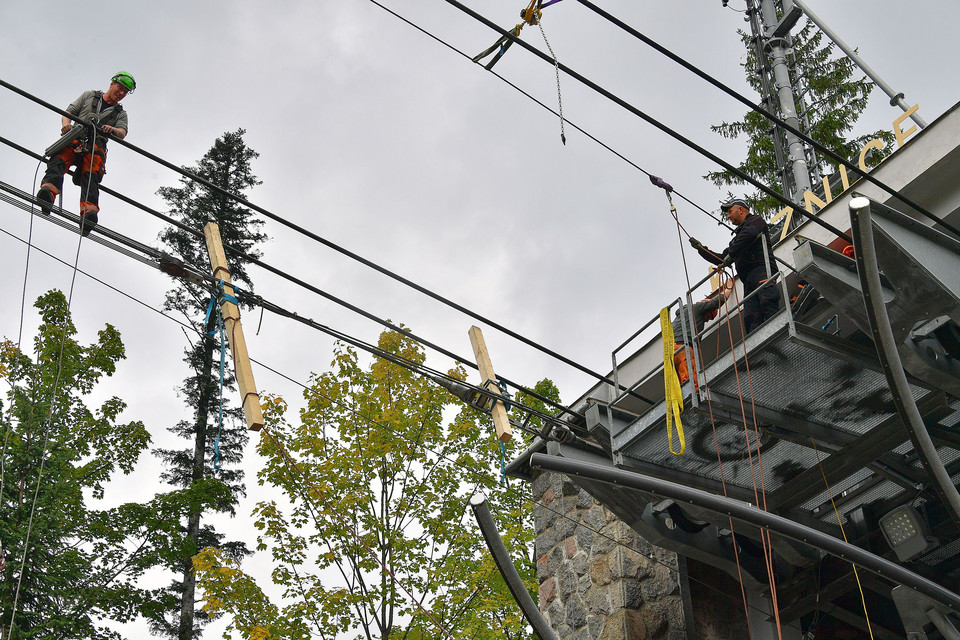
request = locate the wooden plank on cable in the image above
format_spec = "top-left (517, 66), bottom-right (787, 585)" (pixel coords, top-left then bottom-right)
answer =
top-left (204, 222), bottom-right (264, 431)
top-left (468, 325), bottom-right (512, 443)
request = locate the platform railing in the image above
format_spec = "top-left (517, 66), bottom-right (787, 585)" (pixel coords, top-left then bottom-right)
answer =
top-left (609, 234), bottom-right (794, 415)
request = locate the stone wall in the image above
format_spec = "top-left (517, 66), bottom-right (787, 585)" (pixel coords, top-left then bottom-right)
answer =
top-left (532, 470), bottom-right (689, 640)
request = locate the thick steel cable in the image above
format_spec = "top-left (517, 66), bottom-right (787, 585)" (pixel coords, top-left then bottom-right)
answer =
top-left (441, 0), bottom-right (856, 243)
top-left (0, 222), bottom-right (804, 632)
top-left (573, 0), bottom-right (960, 240)
top-left (0, 145), bottom-right (589, 416)
top-left (365, 0), bottom-right (731, 231)
top-left (0, 200), bottom-right (573, 437)
top-left (0, 123), bottom-right (653, 410)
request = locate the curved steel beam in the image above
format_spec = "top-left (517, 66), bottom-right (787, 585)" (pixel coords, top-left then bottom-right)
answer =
top-left (849, 196), bottom-right (960, 525)
top-left (469, 495), bottom-right (559, 640)
top-left (529, 453), bottom-right (960, 612)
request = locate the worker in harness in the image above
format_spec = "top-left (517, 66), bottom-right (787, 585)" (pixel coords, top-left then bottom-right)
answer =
top-left (689, 198), bottom-right (780, 334)
top-left (36, 71), bottom-right (135, 236)
top-left (671, 278), bottom-right (734, 387)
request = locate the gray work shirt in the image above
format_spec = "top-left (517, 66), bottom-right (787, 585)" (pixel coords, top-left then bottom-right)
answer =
top-left (672, 297), bottom-right (723, 344)
top-left (67, 90), bottom-right (129, 136)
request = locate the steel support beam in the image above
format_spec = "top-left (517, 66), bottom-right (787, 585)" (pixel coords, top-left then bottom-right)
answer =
top-left (530, 453), bottom-right (960, 611)
top-left (469, 495), bottom-right (558, 640)
top-left (850, 197), bottom-right (960, 525)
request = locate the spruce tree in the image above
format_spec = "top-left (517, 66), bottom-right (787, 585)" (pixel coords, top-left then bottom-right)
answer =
top-left (706, 15), bottom-right (895, 218)
top-left (152, 129), bottom-right (268, 639)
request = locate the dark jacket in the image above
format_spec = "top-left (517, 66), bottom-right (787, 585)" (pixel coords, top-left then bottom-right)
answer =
top-left (697, 213), bottom-right (776, 277)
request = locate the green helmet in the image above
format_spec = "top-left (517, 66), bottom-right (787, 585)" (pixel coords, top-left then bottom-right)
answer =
top-left (111, 71), bottom-right (136, 93)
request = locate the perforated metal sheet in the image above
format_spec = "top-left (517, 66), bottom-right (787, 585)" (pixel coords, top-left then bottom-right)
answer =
top-left (613, 321), bottom-right (945, 519)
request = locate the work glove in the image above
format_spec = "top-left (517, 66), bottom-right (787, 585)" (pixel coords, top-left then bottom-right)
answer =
top-left (722, 254), bottom-right (734, 267)
top-left (688, 237), bottom-right (704, 250)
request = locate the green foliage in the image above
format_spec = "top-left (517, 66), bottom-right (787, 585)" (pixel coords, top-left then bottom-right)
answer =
top-left (706, 18), bottom-right (895, 217)
top-left (195, 329), bottom-right (549, 639)
top-left (0, 291), bottom-right (168, 638)
top-left (153, 129), bottom-right (268, 638)
top-left (157, 127), bottom-right (267, 318)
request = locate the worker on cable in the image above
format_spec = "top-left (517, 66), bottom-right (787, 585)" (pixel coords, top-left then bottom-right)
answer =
top-left (688, 198), bottom-right (780, 334)
top-left (36, 71), bottom-right (136, 236)
top-left (671, 278), bottom-right (734, 387)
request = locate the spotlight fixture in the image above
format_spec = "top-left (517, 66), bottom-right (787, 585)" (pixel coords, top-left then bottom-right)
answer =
top-left (879, 504), bottom-right (934, 562)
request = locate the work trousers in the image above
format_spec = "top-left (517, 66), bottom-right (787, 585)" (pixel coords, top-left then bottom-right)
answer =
top-left (40, 140), bottom-right (107, 215)
top-left (673, 343), bottom-right (699, 390)
top-left (741, 266), bottom-right (780, 334)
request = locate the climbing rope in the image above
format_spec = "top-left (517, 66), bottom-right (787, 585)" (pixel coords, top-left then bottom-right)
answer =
top-left (651, 175), bottom-right (757, 636)
top-left (0, 161), bottom-right (45, 506)
top-left (721, 278), bottom-right (786, 639)
top-left (204, 280), bottom-right (240, 473)
top-left (9, 222), bottom-right (87, 633)
top-left (9, 118), bottom-right (111, 627)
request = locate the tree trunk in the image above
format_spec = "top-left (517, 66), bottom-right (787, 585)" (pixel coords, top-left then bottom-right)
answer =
top-left (178, 331), bottom-right (215, 640)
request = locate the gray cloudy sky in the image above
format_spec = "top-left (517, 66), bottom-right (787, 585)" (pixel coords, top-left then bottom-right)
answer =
top-left (1, 0), bottom-right (958, 635)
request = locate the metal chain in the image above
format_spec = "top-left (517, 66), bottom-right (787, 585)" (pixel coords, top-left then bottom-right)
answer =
top-left (536, 15), bottom-right (566, 144)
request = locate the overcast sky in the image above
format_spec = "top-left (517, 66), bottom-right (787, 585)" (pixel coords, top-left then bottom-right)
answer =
top-left (1, 0), bottom-right (958, 635)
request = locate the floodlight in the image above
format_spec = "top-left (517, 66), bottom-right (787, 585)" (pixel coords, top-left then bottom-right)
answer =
top-left (879, 504), bottom-right (933, 562)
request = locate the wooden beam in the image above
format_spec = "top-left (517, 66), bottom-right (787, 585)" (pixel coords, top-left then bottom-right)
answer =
top-left (204, 222), bottom-right (264, 431)
top-left (468, 326), bottom-right (512, 442)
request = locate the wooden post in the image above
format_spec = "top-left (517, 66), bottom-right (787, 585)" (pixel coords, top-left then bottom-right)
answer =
top-left (468, 325), bottom-right (513, 443)
top-left (204, 222), bottom-right (264, 431)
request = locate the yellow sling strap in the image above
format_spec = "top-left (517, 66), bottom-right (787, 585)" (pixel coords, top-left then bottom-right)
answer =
top-left (660, 307), bottom-right (685, 456)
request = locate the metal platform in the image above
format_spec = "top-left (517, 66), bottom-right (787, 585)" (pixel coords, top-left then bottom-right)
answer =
top-left (611, 306), bottom-right (955, 527)
top-left (511, 196), bottom-right (960, 636)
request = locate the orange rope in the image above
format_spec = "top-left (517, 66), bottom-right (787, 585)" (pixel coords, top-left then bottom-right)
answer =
top-left (725, 282), bottom-right (784, 638)
top-left (668, 198), bottom-right (755, 637)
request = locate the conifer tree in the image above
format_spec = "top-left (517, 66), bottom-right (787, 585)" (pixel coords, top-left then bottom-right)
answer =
top-left (153, 129), bottom-right (268, 639)
top-left (706, 16), bottom-right (895, 217)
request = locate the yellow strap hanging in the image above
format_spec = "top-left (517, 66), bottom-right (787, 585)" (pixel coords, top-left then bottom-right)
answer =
top-left (660, 307), bottom-right (685, 456)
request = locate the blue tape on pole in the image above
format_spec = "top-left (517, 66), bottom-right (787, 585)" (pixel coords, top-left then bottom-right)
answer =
top-left (212, 303), bottom-right (227, 474)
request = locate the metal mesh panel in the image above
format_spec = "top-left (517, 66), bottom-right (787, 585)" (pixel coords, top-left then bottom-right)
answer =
top-left (823, 479), bottom-right (904, 519)
top-left (623, 411), bottom-right (835, 495)
top-left (708, 338), bottom-right (928, 436)
top-left (941, 399), bottom-right (960, 427)
top-left (920, 537), bottom-right (960, 566)
top-left (614, 325), bottom-right (944, 519)
top-left (802, 467), bottom-right (873, 513)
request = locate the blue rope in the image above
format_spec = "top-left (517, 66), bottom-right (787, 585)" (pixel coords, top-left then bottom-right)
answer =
top-left (499, 440), bottom-right (508, 486)
top-left (205, 280), bottom-right (236, 475)
top-left (212, 303), bottom-right (226, 474)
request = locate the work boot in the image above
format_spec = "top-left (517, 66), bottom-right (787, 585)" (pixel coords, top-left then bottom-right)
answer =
top-left (36, 188), bottom-right (54, 215)
top-left (80, 211), bottom-right (98, 237)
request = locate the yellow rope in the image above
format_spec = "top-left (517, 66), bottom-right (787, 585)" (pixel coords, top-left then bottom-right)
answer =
top-left (811, 438), bottom-right (875, 639)
top-left (660, 307), bottom-right (685, 456)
